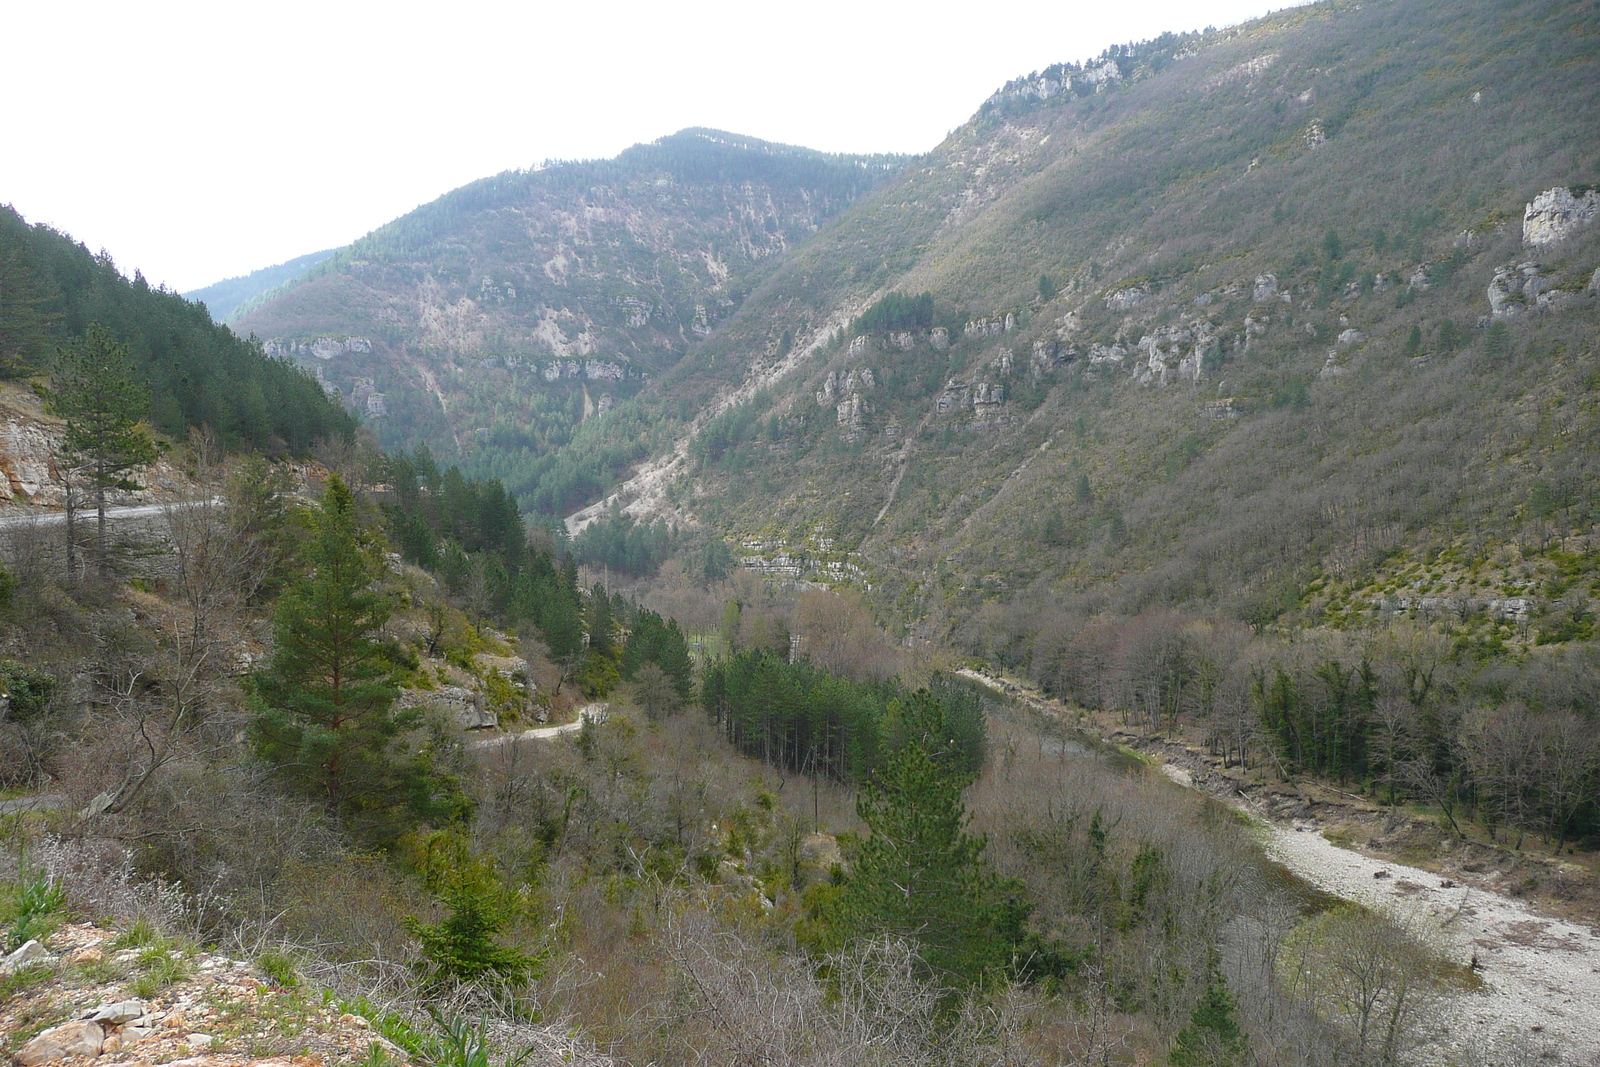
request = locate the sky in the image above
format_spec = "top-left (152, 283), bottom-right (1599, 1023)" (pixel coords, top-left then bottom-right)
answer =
top-left (3, 0), bottom-right (1296, 293)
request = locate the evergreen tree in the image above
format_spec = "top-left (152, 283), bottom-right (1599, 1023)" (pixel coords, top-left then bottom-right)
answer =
top-left (251, 476), bottom-right (457, 839)
top-left (1169, 969), bottom-right (1248, 1066)
top-left (48, 324), bottom-right (161, 567)
top-left (832, 691), bottom-right (1021, 984)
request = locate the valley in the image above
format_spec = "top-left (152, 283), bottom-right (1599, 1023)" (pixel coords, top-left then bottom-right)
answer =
top-left (3, 0), bottom-right (1599, 1064)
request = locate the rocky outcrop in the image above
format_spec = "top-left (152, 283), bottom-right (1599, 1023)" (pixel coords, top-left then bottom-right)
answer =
top-left (260, 337), bottom-right (372, 361)
top-left (1522, 186), bottom-right (1600, 247)
top-left (0, 923), bottom-right (420, 1067)
top-left (1487, 262), bottom-right (1557, 318)
top-left (1105, 287), bottom-right (1150, 312)
top-left (1130, 322), bottom-right (1217, 385)
top-left (0, 418), bottom-right (61, 504)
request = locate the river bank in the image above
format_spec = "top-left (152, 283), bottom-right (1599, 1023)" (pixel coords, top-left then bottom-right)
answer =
top-left (958, 668), bottom-right (1600, 1061)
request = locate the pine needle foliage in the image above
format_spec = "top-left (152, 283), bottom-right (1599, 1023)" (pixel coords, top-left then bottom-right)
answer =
top-left (251, 476), bottom-right (466, 841)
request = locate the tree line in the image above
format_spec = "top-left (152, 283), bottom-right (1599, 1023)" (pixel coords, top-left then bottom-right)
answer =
top-left (702, 652), bottom-right (986, 783)
top-left (1026, 608), bottom-right (1600, 851)
top-left (1, 204), bottom-right (353, 453)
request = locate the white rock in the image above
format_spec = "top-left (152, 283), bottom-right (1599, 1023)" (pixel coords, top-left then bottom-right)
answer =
top-left (1523, 186), bottom-right (1600, 247)
top-left (0, 939), bottom-right (49, 975)
top-left (16, 1021), bottom-right (103, 1066)
top-left (89, 1000), bottom-right (147, 1024)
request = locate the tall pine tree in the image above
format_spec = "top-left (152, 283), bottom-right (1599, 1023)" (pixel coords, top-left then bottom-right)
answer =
top-left (251, 476), bottom-right (461, 840)
top-left (48, 324), bottom-right (160, 569)
top-left (830, 691), bottom-right (1021, 985)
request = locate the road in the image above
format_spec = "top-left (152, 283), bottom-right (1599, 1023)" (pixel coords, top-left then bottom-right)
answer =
top-left (0, 794), bottom-right (66, 815)
top-left (467, 703), bottom-right (608, 750)
top-left (0, 500), bottom-right (218, 529)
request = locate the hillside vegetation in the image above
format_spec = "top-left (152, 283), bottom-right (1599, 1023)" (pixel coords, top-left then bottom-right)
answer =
top-left (234, 130), bottom-right (905, 504)
top-left (184, 249), bottom-right (336, 325)
top-left (0, 206), bottom-right (353, 454)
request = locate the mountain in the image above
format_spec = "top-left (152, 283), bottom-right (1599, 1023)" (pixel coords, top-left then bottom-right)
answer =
top-left (0, 205), bottom-right (354, 455)
top-left (184, 248), bottom-right (336, 324)
top-left (234, 129), bottom-right (906, 486)
top-left (538, 0), bottom-right (1600, 648)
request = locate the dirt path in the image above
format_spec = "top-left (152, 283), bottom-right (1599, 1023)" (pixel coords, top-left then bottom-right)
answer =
top-left (467, 703), bottom-right (607, 750)
top-left (960, 669), bottom-right (1600, 1060)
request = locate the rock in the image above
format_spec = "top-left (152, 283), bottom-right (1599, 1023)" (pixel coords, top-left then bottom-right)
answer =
top-left (1105, 286), bottom-right (1150, 311)
top-left (0, 939), bottom-right (49, 975)
top-left (1409, 265), bottom-right (1430, 291)
top-left (1252, 274), bottom-right (1278, 302)
top-left (1588, 267), bottom-right (1600, 296)
top-left (0, 419), bottom-right (64, 505)
top-left (1487, 262), bottom-right (1553, 318)
top-left (16, 1020), bottom-right (104, 1065)
top-left (1336, 328), bottom-right (1365, 345)
top-left (1303, 121), bottom-right (1326, 149)
top-left (1522, 185), bottom-right (1600, 247)
top-left (88, 1001), bottom-right (147, 1025)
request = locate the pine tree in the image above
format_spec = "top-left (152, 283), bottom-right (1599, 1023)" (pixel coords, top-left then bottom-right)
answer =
top-left (251, 476), bottom-right (453, 839)
top-left (48, 324), bottom-right (161, 568)
top-left (834, 691), bottom-right (1020, 984)
top-left (1169, 969), bottom-right (1248, 1066)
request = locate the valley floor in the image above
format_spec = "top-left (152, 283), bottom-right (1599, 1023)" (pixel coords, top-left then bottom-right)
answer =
top-left (960, 670), bottom-right (1600, 1062)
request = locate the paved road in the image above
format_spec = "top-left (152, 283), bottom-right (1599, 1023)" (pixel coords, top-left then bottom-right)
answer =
top-left (0, 794), bottom-right (67, 815)
top-left (0, 501), bottom-right (214, 529)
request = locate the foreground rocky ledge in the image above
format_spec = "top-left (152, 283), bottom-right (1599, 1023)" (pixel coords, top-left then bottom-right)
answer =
top-left (1, 923), bottom-right (405, 1067)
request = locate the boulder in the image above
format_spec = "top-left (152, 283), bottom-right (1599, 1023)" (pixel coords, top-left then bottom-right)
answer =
top-left (88, 1001), bottom-right (146, 1025)
top-left (16, 1020), bottom-right (103, 1065)
top-left (0, 939), bottom-right (50, 975)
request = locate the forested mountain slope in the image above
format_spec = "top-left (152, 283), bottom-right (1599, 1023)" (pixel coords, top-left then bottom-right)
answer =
top-left (234, 130), bottom-right (905, 491)
top-left (0, 205), bottom-right (352, 455)
top-left (555, 0), bottom-right (1600, 648)
top-left (184, 248), bottom-right (336, 324)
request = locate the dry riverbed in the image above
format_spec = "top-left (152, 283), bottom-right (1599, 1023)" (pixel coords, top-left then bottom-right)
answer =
top-left (960, 670), bottom-right (1600, 1061)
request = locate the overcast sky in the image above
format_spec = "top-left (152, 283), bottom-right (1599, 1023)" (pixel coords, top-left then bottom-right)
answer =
top-left (4, 0), bottom-right (1295, 293)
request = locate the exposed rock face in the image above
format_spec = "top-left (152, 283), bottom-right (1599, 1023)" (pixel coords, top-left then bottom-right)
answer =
top-left (400, 685), bottom-right (494, 729)
top-left (1487, 262), bottom-right (1555, 318)
top-left (1303, 121), bottom-right (1326, 149)
top-left (1522, 186), bottom-right (1600, 246)
top-left (1253, 274), bottom-right (1278, 302)
top-left (260, 337), bottom-right (372, 360)
top-left (0, 418), bottom-right (61, 504)
top-left (1105, 287), bottom-right (1150, 311)
top-left (1130, 322), bottom-right (1217, 385)
top-left (964, 313), bottom-right (1014, 337)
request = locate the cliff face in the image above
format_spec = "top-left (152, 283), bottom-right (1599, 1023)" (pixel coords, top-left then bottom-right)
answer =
top-left (0, 384), bottom-right (188, 509)
top-left (546, 0), bottom-right (1600, 636)
top-left (233, 130), bottom-right (905, 467)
